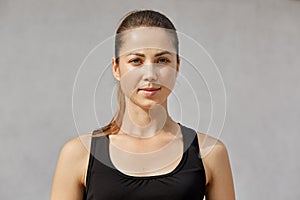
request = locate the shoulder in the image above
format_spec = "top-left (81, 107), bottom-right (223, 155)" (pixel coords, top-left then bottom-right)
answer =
top-left (196, 132), bottom-right (230, 185)
top-left (195, 132), bottom-right (228, 158)
top-left (57, 133), bottom-right (93, 185)
top-left (51, 134), bottom-right (93, 199)
top-left (61, 134), bottom-right (92, 158)
top-left (196, 132), bottom-right (235, 199)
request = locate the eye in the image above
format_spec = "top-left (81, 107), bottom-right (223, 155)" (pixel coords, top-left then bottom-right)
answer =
top-left (129, 58), bottom-right (142, 65)
top-left (157, 58), bottom-right (170, 63)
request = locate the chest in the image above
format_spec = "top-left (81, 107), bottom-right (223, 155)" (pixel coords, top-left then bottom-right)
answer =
top-left (85, 164), bottom-right (205, 200)
top-left (108, 134), bottom-right (184, 176)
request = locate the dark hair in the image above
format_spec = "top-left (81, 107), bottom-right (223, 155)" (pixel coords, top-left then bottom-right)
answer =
top-left (93, 9), bottom-right (179, 136)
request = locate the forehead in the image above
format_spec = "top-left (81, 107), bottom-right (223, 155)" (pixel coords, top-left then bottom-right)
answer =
top-left (118, 27), bottom-right (177, 57)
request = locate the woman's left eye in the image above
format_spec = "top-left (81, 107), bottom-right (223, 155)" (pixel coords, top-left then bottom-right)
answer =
top-left (158, 58), bottom-right (170, 63)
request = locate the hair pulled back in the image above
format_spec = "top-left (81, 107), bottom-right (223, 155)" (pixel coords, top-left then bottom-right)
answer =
top-left (93, 9), bottom-right (179, 136)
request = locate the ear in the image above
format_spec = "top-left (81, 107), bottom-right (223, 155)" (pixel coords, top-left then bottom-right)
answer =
top-left (112, 57), bottom-right (120, 81)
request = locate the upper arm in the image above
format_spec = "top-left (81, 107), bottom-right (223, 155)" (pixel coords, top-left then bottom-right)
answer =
top-left (50, 136), bottom-right (90, 200)
top-left (197, 133), bottom-right (235, 200)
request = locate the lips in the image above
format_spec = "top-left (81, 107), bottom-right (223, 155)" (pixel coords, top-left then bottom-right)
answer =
top-left (138, 87), bottom-right (161, 97)
top-left (138, 87), bottom-right (161, 91)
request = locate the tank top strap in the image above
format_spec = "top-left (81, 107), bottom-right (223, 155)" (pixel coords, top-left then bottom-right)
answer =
top-left (179, 122), bottom-right (200, 156)
top-left (90, 131), bottom-right (115, 169)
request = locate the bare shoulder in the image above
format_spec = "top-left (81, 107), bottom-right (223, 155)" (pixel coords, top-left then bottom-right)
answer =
top-left (196, 132), bottom-right (229, 183)
top-left (66, 133), bottom-right (92, 181)
top-left (61, 133), bottom-right (92, 159)
top-left (196, 132), bottom-right (235, 199)
top-left (196, 132), bottom-right (228, 158)
top-left (56, 133), bottom-right (92, 185)
top-left (50, 133), bottom-right (93, 199)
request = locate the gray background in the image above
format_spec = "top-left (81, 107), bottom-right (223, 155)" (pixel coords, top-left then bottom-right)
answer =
top-left (1, 0), bottom-right (299, 199)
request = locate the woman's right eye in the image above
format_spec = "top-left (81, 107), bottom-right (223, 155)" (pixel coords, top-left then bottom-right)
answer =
top-left (129, 58), bottom-right (142, 65)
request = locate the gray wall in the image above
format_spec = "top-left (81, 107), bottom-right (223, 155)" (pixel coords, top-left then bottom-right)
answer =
top-left (1, 0), bottom-right (299, 199)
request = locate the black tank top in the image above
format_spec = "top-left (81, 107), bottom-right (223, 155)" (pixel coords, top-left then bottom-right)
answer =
top-left (83, 123), bottom-right (206, 200)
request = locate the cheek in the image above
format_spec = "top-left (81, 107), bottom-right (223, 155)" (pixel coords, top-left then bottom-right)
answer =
top-left (158, 66), bottom-right (177, 91)
top-left (119, 68), bottom-right (143, 98)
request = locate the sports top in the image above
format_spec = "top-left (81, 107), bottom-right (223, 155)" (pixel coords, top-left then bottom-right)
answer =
top-left (84, 123), bottom-right (206, 199)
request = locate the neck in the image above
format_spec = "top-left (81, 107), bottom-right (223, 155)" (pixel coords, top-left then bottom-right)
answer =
top-left (119, 97), bottom-right (176, 138)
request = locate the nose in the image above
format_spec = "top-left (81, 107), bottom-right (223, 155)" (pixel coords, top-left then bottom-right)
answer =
top-left (142, 63), bottom-right (158, 82)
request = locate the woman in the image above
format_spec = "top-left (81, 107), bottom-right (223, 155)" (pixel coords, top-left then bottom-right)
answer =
top-left (51, 9), bottom-right (235, 200)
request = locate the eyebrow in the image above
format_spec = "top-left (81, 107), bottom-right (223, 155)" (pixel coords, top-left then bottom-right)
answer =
top-left (125, 51), bottom-right (173, 57)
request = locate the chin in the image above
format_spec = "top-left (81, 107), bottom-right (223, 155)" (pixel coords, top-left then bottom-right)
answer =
top-left (130, 98), bottom-right (164, 110)
top-left (137, 100), bottom-right (161, 110)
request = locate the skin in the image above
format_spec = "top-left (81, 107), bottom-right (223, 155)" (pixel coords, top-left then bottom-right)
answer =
top-left (50, 27), bottom-right (235, 200)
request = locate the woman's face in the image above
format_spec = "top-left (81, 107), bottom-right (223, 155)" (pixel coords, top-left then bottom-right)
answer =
top-left (112, 27), bottom-right (180, 109)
